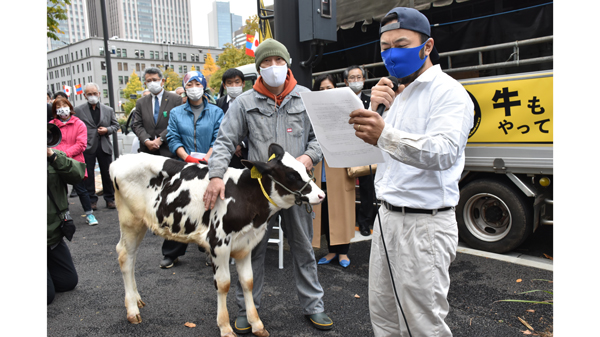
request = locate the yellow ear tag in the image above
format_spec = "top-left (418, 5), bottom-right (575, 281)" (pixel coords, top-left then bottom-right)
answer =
top-left (268, 154), bottom-right (276, 161)
top-left (251, 166), bottom-right (262, 179)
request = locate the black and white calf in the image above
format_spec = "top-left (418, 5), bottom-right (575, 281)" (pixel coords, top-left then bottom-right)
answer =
top-left (109, 143), bottom-right (325, 337)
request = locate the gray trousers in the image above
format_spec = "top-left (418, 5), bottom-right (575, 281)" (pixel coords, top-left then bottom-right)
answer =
top-left (235, 204), bottom-right (325, 316)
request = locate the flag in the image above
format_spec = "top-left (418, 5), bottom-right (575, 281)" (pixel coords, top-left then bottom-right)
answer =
top-left (245, 31), bottom-right (260, 57)
top-left (63, 85), bottom-right (71, 97)
top-left (75, 83), bottom-right (83, 95)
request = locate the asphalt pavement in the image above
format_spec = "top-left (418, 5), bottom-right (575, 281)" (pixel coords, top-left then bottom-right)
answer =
top-left (46, 195), bottom-right (553, 337)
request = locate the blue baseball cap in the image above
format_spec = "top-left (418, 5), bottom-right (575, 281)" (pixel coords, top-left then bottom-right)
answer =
top-left (380, 7), bottom-right (439, 61)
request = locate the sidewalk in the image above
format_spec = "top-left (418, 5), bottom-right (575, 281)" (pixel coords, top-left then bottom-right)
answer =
top-left (46, 200), bottom-right (553, 337)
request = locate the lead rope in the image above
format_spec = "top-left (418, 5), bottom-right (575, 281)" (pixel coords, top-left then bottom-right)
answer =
top-left (268, 168), bottom-right (315, 213)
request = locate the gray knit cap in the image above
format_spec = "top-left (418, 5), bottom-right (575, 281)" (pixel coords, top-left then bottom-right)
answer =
top-left (254, 38), bottom-right (291, 72)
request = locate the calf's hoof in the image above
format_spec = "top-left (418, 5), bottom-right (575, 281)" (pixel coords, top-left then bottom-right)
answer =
top-left (137, 299), bottom-right (146, 308)
top-left (127, 314), bottom-right (142, 324)
top-left (253, 328), bottom-right (269, 337)
top-left (222, 332), bottom-right (237, 337)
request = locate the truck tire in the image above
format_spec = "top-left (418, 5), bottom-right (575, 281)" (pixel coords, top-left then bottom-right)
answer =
top-left (457, 179), bottom-right (533, 254)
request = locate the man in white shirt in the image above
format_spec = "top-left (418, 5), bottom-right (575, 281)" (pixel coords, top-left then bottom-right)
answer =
top-left (349, 7), bottom-right (474, 337)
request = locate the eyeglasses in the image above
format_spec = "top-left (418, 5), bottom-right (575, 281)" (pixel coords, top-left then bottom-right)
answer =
top-left (348, 76), bottom-right (363, 81)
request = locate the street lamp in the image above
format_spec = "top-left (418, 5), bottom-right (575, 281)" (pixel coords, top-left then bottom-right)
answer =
top-left (163, 40), bottom-right (173, 69)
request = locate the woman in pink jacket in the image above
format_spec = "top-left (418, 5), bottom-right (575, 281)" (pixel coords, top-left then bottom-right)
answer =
top-left (50, 97), bottom-right (99, 226)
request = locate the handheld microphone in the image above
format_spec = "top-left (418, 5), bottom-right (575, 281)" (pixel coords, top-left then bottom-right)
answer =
top-left (376, 76), bottom-right (399, 116)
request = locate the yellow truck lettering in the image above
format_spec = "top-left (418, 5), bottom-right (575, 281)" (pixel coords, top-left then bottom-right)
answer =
top-left (461, 72), bottom-right (553, 144)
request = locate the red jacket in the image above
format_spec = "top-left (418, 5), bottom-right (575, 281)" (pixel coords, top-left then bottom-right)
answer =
top-left (50, 116), bottom-right (88, 179)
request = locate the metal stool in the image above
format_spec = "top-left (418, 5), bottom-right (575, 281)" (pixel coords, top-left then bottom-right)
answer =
top-left (268, 216), bottom-right (284, 269)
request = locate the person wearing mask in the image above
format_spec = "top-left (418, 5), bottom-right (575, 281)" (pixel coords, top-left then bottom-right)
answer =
top-left (126, 89), bottom-right (150, 154)
top-left (74, 83), bottom-right (119, 210)
top-left (175, 86), bottom-right (187, 105)
top-left (49, 97), bottom-right (98, 226)
top-left (348, 7), bottom-right (474, 336)
top-left (204, 38), bottom-right (333, 333)
top-left (47, 146), bottom-right (86, 304)
top-left (311, 74), bottom-right (356, 268)
top-left (343, 65), bottom-right (376, 237)
top-left (132, 67), bottom-right (182, 158)
top-left (216, 68), bottom-right (247, 169)
top-left (132, 68), bottom-right (183, 270)
top-left (161, 71), bottom-right (224, 269)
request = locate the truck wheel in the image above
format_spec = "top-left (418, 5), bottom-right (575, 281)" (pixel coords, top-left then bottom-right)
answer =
top-left (457, 179), bottom-right (533, 254)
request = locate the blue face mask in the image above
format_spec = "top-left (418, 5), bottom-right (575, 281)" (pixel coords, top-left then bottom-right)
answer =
top-left (381, 39), bottom-right (429, 79)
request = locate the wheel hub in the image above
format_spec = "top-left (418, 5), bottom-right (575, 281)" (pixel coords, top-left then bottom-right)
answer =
top-left (463, 193), bottom-right (512, 242)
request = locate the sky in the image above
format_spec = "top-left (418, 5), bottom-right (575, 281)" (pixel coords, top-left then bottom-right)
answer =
top-left (190, 0), bottom-right (273, 47)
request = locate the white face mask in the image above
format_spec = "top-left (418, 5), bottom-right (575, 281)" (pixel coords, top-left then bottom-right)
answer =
top-left (147, 80), bottom-right (163, 95)
top-left (86, 95), bottom-right (99, 105)
top-left (349, 81), bottom-right (364, 94)
top-left (185, 87), bottom-right (204, 101)
top-left (227, 86), bottom-right (243, 98)
top-left (260, 64), bottom-right (288, 87)
top-left (57, 107), bottom-right (70, 119)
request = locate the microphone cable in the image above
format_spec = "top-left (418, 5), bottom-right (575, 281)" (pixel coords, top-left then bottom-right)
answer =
top-left (368, 165), bottom-right (413, 337)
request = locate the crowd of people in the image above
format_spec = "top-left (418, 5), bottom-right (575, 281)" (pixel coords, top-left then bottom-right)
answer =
top-left (47, 6), bottom-right (473, 336)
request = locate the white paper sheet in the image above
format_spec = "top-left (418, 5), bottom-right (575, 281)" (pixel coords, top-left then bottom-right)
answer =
top-left (300, 87), bottom-right (384, 168)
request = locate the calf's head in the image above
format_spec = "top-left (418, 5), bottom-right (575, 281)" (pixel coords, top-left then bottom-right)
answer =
top-left (242, 144), bottom-right (325, 209)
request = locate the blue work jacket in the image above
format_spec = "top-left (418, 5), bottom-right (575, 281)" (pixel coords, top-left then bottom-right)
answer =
top-left (167, 98), bottom-right (224, 157)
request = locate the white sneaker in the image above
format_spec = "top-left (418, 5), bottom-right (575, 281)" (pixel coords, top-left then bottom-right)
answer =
top-left (86, 214), bottom-right (99, 226)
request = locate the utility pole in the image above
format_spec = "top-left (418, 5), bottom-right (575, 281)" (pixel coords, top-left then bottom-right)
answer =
top-left (100, 0), bottom-right (120, 159)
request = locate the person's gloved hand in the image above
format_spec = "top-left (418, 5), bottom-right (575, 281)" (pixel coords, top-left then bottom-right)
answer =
top-left (185, 156), bottom-right (207, 164)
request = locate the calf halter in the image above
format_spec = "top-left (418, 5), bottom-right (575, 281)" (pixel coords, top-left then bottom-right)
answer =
top-left (250, 154), bottom-right (315, 213)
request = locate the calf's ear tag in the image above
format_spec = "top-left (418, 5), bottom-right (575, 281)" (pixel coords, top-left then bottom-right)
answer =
top-left (268, 154), bottom-right (276, 162)
top-left (251, 166), bottom-right (262, 179)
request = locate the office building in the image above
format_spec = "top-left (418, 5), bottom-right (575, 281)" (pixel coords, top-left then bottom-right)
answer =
top-left (208, 1), bottom-right (244, 48)
top-left (48, 0), bottom-right (193, 50)
top-left (231, 14), bottom-right (242, 37)
top-left (47, 37), bottom-right (223, 111)
top-left (232, 26), bottom-right (246, 49)
top-left (48, 0), bottom-right (90, 51)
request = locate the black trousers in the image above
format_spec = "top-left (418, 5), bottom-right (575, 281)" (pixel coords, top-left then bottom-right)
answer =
top-left (321, 182), bottom-right (350, 255)
top-left (357, 175), bottom-right (378, 230)
top-left (48, 239), bottom-right (78, 305)
top-left (161, 239), bottom-right (188, 259)
top-left (83, 146), bottom-right (114, 204)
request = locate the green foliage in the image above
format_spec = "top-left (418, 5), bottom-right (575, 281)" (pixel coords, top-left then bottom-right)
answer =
top-left (47, 0), bottom-right (71, 41)
top-left (201, 53), bottom-right (219, 89)
top-left (497, 279), bottom-right (553, 305)
top-left (122, 71), bottom-right (143, 115)
top-left (208, 43), bottom-right (255, 91)
top-left (164, 67), bottom-right (182, 92)
top-left (117, 117), bottom-right (128, 132)
top-left (243, 15), bottom-right (260, 35)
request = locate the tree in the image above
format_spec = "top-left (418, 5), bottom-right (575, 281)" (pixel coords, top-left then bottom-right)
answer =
top-left (47, 0), bottom-right (71, 41)
top-left (208, 43), bottom-right (255, 90)
top-left (163, 67), bottom-right (182, 92)
top-left (201, 53), bottom-right (219, 89)
top-left (122, 71), bottom-right (143, 116)
top-left (243, 15), bottom-right (260, 36)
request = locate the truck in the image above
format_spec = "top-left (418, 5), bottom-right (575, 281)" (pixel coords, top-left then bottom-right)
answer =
top-left (455, 69), bottom-right (553, 253)
top-left (302, 0), bottom-right (553, 253)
